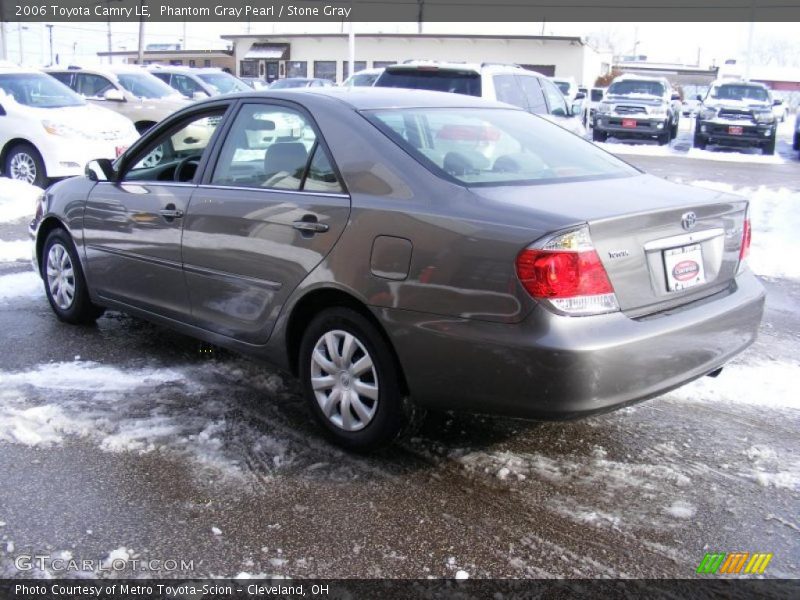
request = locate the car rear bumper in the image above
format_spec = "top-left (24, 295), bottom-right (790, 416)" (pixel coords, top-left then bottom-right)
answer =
top-left (594, 116), bottom-right (669, 137)
top-left (378, 271), bottom-right (765, 419)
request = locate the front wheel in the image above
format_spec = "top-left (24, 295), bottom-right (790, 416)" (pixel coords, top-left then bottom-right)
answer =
top-left (299, 307), bottom-right (411, 451)
top-left (42, 229), bottom-right (105, 324)
top-left (657, 132), bottom-right (670, 146)
top-left (670, 120), bottom-right (679, 140)
top-left (5, 143), bottom-right (47, 187)
top-left (592, 129), bottom-right (608, 142)
top-left (762, 139), bottom-right (776, 155)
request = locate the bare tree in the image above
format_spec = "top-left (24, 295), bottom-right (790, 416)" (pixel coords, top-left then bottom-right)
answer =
top-left (585, 27), bottom-right (629, 58)
top-left (749, 35), bottom-right (800, 68)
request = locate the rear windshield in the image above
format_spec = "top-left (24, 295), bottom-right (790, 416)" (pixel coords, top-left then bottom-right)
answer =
top-left (269, 79), bottom-right (310, 89)
top-left (607, 80), bottom-right (664, 97)
top-left (197, 72), bottom-right (250, 94)
top-left (0, 73), bottom-right (84, 108)
top-left (375, 69), bottom-right (481, 97)
top-left (366, 107), bottom-right (637, 186)
top-left (709, 85), bottom-right (768, 102)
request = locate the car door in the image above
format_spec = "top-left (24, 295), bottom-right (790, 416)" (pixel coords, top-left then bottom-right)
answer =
top-left (182, 100), bottom-right (350, 344)
top-left (83, 105), bottom-right (229, 320)
top-left (539, 77), bottom-right (585, 135)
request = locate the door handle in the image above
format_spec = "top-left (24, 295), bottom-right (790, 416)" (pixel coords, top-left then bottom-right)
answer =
top-left (159, 204), bottom-right (184, 220)
top-left (292, 219), bottom-right (329, 234)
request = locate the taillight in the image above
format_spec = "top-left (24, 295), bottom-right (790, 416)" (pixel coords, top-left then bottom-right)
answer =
top-left (736, 206), bottom-right (751, 274)
top-left (516, 226), bottom-right (619, 316)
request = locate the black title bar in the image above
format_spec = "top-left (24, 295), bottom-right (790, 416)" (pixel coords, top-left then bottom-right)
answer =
top-left (2, 0), bottom-right (800, 22)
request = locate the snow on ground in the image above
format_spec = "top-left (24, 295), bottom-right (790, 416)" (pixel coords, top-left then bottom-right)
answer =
top-left (0, 240), bottom-right (30, 263)
top-left (0, 271), bottom-right (43, 303)
top-left (597, 140), bottom-right (786, 164)
top-left (0, 178), bottom-right (40, 223)
top-left (0, 359), bottom-right (294, 481)
top-left (683, 181), bottom-right (800, 280)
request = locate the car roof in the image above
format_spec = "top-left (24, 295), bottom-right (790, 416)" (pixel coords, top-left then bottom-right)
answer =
top-left (386, 61), bottom-right (535, 76)
top-left (710, 78), bottom-right (769, 89)
top-left (149, 66), bottom-right (225, 75)
top-left (45, 65), bottom-right (149, 75)
top-left (612, 73), bottom-right (670, 84)
top-left (196, 87), bottom-right (518, 111)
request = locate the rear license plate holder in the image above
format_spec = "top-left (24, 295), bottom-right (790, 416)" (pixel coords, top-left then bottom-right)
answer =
top-left (664, 243), bottom-right (705, 292)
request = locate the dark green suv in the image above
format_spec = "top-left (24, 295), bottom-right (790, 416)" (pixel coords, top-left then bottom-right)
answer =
top-left (694, 80), bottom-right (778, 155)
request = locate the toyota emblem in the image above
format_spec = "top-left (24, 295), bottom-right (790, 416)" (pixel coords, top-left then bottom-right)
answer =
top-left (681, 211), bottom-right (697, 231)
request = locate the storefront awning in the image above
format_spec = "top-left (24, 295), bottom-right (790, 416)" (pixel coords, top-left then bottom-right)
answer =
top-left (244, 44), bottom-right (289, 60)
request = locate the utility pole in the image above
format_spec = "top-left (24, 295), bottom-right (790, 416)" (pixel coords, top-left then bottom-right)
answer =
top-left (348, 20), bottom-right (355, 82)
top-left (1, 22), bottom-right (7, 61)
top-left (107, 17), bottom-right (113, 64)
top-left (17, 24), bottom-right (25, 66)
top-left (46, 24), bottom-right (54, 66)
top-left (137, 0), bottom-right (145, 65)
top-left (182, 21), bottom-right (187, 50)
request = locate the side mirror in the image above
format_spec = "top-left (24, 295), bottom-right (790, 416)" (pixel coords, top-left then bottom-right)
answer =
top-left (103, 89), bottom-right (126, 102)
top-left (695, 94), bottom-right (703, 102)
top-left (574, 91), bottom-right (586, 101)
top-left (192, 91), bottom-right (210, 100)
top-left (671, 92), bottom-right (681, 101)
top-left (773, 99), bottom-right (783, 106)
top-left (85, 158), bottom-right (115, 182)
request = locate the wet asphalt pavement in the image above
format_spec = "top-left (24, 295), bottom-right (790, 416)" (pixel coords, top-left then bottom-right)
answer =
top-left (0, 147), bottom-right (798, 580)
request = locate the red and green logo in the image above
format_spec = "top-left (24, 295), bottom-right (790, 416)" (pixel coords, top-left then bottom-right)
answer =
top-left (696, 552), bottom-right (773, 575)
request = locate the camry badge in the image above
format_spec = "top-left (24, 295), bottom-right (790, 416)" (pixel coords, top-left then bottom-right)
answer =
top-left (681, 211), bottom-right (698, 231)
top-left (608, 249), bottom-right (630, 259)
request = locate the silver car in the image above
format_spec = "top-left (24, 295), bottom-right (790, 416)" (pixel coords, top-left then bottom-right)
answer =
top-left (30, 88), bottom-right (764, 450)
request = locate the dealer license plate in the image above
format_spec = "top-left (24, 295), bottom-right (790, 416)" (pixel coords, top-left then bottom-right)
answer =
top-left (728, 126), bottom-right (744, 135)
top-left (622, 119), bottom-right (637, 128)
top-left (664, 244), bottom-right (705, 292)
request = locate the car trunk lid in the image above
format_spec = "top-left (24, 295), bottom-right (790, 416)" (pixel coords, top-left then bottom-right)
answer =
top-left (473, 174), bottom-right (748, 317)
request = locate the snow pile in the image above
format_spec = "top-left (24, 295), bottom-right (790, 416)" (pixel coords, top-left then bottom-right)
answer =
top-left (683, 181), bottom-right (800, 280)
top-left (596, 140), bottom-right (786, 164)
top-left (0, 240), bottom-right (30, 263)
top-left (0, 271), bottom-right (43, 303)
top-left (0, 177), bottom-right (41, 223)
top-left (667, 359), bottom-right (800, 410)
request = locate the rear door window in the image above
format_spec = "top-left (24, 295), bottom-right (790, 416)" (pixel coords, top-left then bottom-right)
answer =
top-left (75, 73), bottom-right (115, 98)
top-left (492, 75), bottom-right (527, 109)
top-left (517, 75), bottom-right (548, 114)
top-left (376, 69), bottom-right (481, 97)
top-left (540, 78), bottom-right (570, 117)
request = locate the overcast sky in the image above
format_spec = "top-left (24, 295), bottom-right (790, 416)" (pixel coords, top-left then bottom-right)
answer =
top-left (5, 21), bottom-right (799, 69)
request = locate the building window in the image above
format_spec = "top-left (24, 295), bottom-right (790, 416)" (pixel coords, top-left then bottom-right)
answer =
top-left (240, 60), bottom-right (259, 77)
top-left (372, 61), bottom-right (396, 69)
top-left (314, 61), bottom-right (336, 82)
top-left (189, 59), bottom-right (196, 68)
top-left (204, 59), bottom-right (211, 67)
top-left (286, 61), bottom-right (307, 78)
top-left (343, 60), bottom-right (367, 80)
top-left (169, 60), bottom-right (183, 66)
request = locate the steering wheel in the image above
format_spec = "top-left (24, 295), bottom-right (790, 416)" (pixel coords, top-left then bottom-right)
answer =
top-left (174, 155), bottom-right (202, 182)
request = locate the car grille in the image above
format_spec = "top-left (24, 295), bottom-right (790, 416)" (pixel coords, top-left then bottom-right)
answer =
top-left (615, 105), bottom-right (647, 115)
top-left (717, 109), bottom-right (753, 122)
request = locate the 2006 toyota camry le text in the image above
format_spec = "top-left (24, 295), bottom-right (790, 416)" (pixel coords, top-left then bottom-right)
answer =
top-left (29, 88), bottom-right (765, 451)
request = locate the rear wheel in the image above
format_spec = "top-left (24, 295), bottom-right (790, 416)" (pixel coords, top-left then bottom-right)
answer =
top-left (5, 143), bottom-right (47, 188)
top-left (299, 307), bottom-right (411, 451)
top-left (42, 229), bottom-right (105, 324)
top-left (592, 129), bottom-right (608, 142)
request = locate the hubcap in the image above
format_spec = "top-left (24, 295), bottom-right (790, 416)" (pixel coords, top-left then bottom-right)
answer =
top-left (10, 152), bottom-right (37, 185)
top-left (310, 330), bottom-right (379, 432)
top-left (46, 243), bottom-right (76, 310)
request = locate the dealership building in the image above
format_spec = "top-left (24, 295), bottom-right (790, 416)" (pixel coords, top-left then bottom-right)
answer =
top-left (217, 33), bottom-right (611, 85)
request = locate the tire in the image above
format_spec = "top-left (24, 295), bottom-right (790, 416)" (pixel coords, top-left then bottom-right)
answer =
top-left (135, 122), bottom-right (156, 135)
top-left (657, 132), bottom-right (670, 146)
top-left (41, 229), bottom-right (105, 325)
top-left (299, 307), bottom-right (412, 451)
top-left (5, 142), bottom-right (47, 188)
top-left (670, 120), bottom-right (679, 140)
top-left (592, 129), bottom-right (608, 142)
top-left (792, 133), bottom-right (799, 152)
top-left (693, 133), bottom-right (707, 150)
top-left (762, 138), bottom-right (776, 155)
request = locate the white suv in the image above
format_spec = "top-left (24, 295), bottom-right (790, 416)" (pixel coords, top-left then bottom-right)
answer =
top-left (374, 62), bottom-right (586, 136)
top-left (0, 66), bottom-right (138, 187)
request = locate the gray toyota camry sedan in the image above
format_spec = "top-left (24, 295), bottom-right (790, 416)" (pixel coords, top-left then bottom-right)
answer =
top-left (29, 88), bottom-right (765, 450)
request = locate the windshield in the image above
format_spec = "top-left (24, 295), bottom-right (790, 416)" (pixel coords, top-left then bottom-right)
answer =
top-left (554, 81), bottom-right (570, 95)
top-left (116, 72), bottom-right (178, 99)
top-left (0, 73), bottom-right (84, 108)
top-left (197, 72), bottom-right (250, 94)
top-left (591, 89), bottom-right (605, 102)
top-left (348, 72), bottom-right (380, 87)
top-left (366, 107), bottom-right (637, 186)
top-left (607, 80), bottom-right (665, 97)
top-left (709, 85), bottom-right (769, 102)
top-left (375, 69), bottom-right (482, 97)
